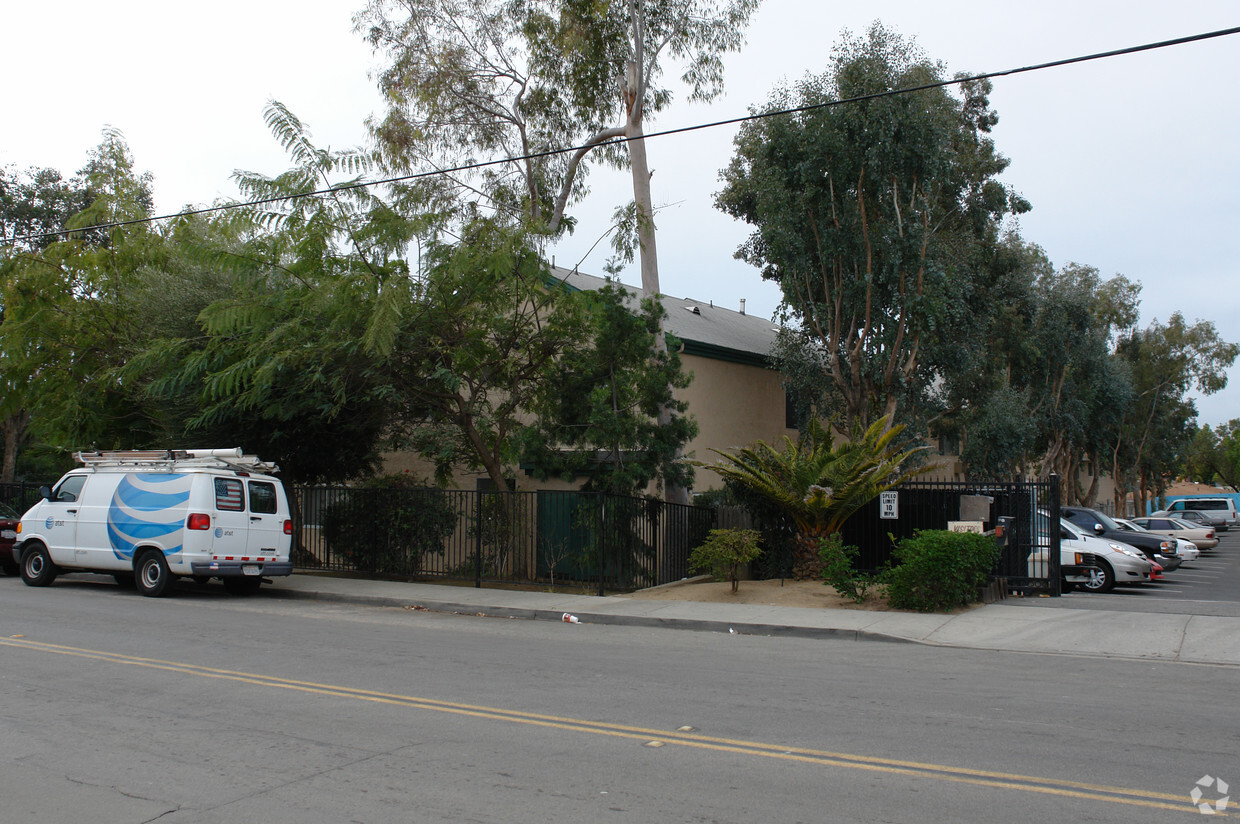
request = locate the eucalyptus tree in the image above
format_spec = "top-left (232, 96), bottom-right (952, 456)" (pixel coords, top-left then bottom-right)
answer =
top-left (357, 0), bottom-right (759, 503)
top-left (1184, 421), bottom-right (1240, 490)
top-left (716, 24), bottom-right (1028, 433)
top-left (1109, 314), bottom-right (1237, 512)
top-left (356, 0), bottom-right (758, 255)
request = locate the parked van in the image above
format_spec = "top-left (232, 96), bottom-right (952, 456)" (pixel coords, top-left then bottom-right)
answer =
top-left (1159, 497), bottom-right (1240, 530)
top-left (13, 448), bottom-right (293, 597)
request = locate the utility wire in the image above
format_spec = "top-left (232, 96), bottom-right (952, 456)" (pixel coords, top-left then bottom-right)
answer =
top-left (7, 24), bottom-right (1239, 247)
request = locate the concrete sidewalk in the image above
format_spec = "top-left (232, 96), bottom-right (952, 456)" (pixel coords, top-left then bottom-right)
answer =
top-left (263, 573), bottom-right (1240, 666)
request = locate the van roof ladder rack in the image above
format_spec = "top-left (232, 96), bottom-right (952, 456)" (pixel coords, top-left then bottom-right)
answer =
top-left (73, 448), bottom-right (278, 474)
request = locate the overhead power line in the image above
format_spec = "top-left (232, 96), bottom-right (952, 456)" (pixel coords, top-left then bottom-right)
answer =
top-left (7, 24), bottom-right (1239, 247)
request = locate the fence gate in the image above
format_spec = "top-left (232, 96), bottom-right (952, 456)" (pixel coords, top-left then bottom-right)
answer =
top-left (835, 477), bottom-right (1062, 596)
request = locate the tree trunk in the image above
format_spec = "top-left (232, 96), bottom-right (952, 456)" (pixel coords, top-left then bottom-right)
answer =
top-left (791, 532), bottom-right (824, 581)
top-left (623, 11), bottom-right (688, 507)
top-left (1, 410), bottom-right (29, 483)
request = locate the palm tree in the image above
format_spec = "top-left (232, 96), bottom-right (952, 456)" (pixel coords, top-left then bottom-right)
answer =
top-left (710, 416), bottom-right (931, 578)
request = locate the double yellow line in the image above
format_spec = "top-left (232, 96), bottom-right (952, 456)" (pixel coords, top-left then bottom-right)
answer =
top-left (0, 635), bottom-right (1216, 816)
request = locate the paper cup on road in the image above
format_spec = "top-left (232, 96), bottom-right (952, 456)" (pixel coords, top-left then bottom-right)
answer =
top-left (562, 613), bottom-right (580, 624)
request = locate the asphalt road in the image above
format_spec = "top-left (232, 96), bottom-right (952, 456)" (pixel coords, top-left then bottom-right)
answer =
top-left (1, 576), bottom-right (1235, 823)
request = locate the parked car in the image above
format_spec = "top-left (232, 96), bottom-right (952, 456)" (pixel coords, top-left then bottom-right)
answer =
top-left (1056, 517), bottom-right (1154, 593)
top-left (0, 501), bottom-right (19, 576)
top-left (1112, 517), bottom-right (1201, 562)
top-left (1150, 508), bottom-right (1224, 532)
top-left (1061, 506), bottom-right (1181, 572)
top-left (1148, 558), bottom-right (1165, 581)
top-left (1028, 515), bottom-right (1105, 592)
top-left (1158, 496), bottom-right (1238, 530)
top-left (1130, 516), bottom-right (1218, 550)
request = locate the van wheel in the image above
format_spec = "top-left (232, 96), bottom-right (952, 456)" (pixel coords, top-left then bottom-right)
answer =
top-left (135, 551), bottom-right (174, 598)
top-left (223, 577), bottom-right (262, 596)
top-left (21, 545), bottom-right (58, 587)
top-left (1080, 562), bottom-right (1115, 594)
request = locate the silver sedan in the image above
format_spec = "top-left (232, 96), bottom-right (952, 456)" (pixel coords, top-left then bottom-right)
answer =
top-left (1131, 516), bottom-right (1219, 550)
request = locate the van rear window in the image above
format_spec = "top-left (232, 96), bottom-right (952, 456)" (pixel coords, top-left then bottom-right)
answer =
top-left (215, 478), bottom-right (244, 511)
top-left (249, 481), bottom-right (277, 514)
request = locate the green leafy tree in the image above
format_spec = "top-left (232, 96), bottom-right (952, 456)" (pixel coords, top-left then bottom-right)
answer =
top-left (689, 528), bottom-right (762, 593)
top-left (716, 23), bottom-right (1029, 432)
top-left (1109, 314), bottom-right (1238, 512)
top-left (951, 253), bottom-right (1139, 498)
top-left (131, 103), bottom-right (409, 485)
top-left (518, 280), bottom-right (696, 496)
top-left (1185, 421), bottom-right (1240, 490)
top-left (0, 130), bottom-right (164, 471)
top-left (357, 0), bottom-right (759, 504)
top-left (707, 416), bottom-right (929, 578)
top-left (384, 218), bottom-right (588, 493)
top-left (1, 164), bottom-right (97, 479)
top-left (0, 165), bottom-right (95, 252)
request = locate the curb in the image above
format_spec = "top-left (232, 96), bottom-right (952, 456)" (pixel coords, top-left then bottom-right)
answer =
top-left (267, 585), bottom-right (920, 645)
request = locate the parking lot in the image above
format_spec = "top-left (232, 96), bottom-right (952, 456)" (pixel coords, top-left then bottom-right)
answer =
top-left (1049, 528), bottom-right (1240, 616)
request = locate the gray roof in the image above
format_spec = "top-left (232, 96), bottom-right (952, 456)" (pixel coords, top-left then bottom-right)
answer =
top-left (551, 267), bottom-right (779, 365)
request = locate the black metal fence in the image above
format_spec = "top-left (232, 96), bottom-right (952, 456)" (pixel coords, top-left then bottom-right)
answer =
top-left (0, 481), bottom-right (48, 514)
top-left (846, 478), bottom-right (1061, 595)
top-left (756, 478), bottom-right (1062, 596)
top-left (292, 486), bottom-right (715, 594)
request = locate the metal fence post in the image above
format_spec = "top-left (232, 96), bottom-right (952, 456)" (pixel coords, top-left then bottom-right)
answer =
top-left (1049, 474), bottom-right (1062, 595)
top-left (475, 489), bottom-right (483, 588)
top-left (597, 494), bottom-right (606, 597)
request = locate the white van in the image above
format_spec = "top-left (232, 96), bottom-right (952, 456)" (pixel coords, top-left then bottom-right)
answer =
top-left (1160, 497), bottom-right (1240, 530)
top-left (13, 448), bottom-right (293, 597)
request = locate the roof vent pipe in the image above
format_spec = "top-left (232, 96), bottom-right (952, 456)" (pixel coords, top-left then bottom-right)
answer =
top-left (739, 298), bottom-right (746, 315)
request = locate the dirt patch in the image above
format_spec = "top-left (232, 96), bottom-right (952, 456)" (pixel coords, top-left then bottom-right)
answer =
top-left (623, 577), bottom-right (894, 611)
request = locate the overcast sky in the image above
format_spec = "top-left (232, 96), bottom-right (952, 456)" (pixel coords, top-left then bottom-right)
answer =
top-left (3, 1), bottom-right (1237, 424)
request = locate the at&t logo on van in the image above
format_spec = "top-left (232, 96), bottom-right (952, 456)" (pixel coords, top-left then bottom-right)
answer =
top-left (215, 527), bottom-right (224, 538)
top-left (45, 516), bottom-right (54, 530)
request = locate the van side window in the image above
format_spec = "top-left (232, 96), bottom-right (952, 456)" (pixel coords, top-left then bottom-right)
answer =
top-left (215, 478), bottom-right (245, 511)
top-left (54, 475), bottom-right (87, 503)
top-left (249, 481), bottom-right (277, 515)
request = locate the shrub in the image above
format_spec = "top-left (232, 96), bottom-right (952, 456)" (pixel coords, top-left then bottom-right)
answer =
top-left (885, 530), bottom-right (999, 612)
top-left (817, 533), bottom-right (881, 603)
top-left (689, 528), bottom-right (763, 593)
top-left (321, 475), bottom-right (457, 576)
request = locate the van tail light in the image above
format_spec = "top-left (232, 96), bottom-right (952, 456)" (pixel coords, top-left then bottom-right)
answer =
top-left (283, 519), bottom-right (293, 535)
top-left (187, 513), bottom-right (212, 530)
